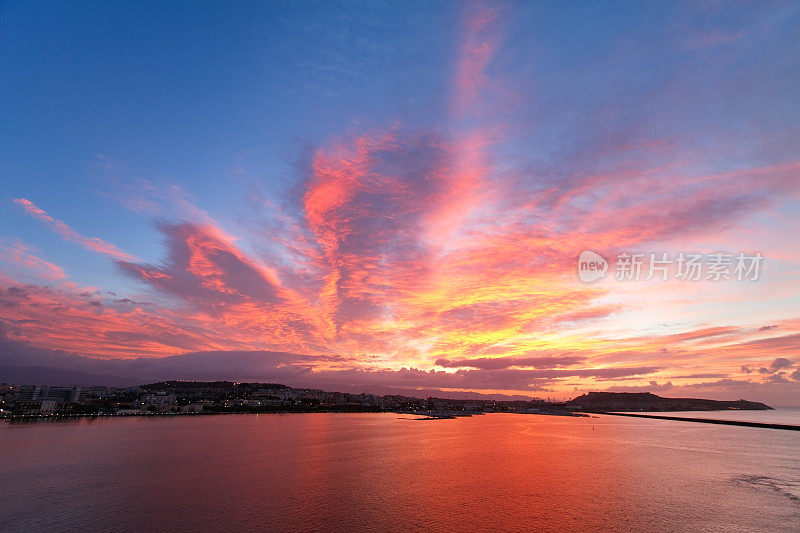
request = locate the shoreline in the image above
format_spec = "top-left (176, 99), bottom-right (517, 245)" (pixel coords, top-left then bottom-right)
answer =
top-left (6, 409), bottom-right (795, 427)
top-left (1, 410), bottom-right (588, 422)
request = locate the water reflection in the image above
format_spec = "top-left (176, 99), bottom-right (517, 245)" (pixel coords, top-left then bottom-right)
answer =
top-left (1, 413), bottom-right (798, 532)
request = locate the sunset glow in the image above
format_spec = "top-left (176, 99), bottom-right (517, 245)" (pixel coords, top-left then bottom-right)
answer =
top-left (2, 1), bottom-right (799, 402)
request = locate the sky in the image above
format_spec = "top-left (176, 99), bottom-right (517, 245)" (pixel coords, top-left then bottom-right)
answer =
top-left (1, 1), bottom-right (799, 403)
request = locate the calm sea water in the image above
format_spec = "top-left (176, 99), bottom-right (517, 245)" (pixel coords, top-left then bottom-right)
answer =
top-left (1, 412), bottom-right (798, 532)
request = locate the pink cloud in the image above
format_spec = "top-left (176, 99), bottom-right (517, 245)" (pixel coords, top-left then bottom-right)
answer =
top-left (13, 198), bottom-right (136, 261)
top-left (0, 240), bottom-right (66, 281)
top-left (452, 2), bottom-right (506, 116)
top-left (118, 222), bottom-right (286, 308)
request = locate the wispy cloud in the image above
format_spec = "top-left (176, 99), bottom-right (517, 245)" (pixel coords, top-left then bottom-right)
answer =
top-left (0, 239), bottom-right (66, 281)
top-left (13, 198), bottom-right (136, 261)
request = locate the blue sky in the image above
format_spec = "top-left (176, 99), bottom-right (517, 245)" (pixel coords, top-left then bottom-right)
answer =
top-left (2, 1), bottom-right (456, 282)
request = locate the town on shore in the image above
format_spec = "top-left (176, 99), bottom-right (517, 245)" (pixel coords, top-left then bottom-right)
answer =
top-left (0, 381), bottom-right (772, 420)
top-left (0, 381), bottom-right (577, 419)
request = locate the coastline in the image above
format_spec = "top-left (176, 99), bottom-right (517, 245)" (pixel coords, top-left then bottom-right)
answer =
top-left (2, 409), bottom-right (591, 423)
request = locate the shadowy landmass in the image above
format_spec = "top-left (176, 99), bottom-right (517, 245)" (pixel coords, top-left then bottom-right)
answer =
top-left (566, 391), bottom-right (772, 412)
top-left (1, 380), bottom-right (579, 419)
top-left (1, 383), bottom-right (773, 422)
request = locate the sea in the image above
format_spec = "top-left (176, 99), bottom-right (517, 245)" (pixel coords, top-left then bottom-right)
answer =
top-left (1, 409), bottom-right (799, 532)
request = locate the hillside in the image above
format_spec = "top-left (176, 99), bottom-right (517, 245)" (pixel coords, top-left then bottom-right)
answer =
top-left (567, 392), bottom-right (772, 412)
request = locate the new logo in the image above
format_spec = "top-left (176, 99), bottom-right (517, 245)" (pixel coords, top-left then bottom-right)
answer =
top-left (578, 251), bottom-right (607, 283)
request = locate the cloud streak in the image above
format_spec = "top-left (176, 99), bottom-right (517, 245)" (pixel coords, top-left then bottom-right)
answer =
top-left (14, 198), bottom-right (135, 261)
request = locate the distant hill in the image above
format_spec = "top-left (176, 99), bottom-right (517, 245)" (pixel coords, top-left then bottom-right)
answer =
top-left (567, 392), bottom-right (772, 412)
top-left (140, 381), bottom-right (291, 392)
